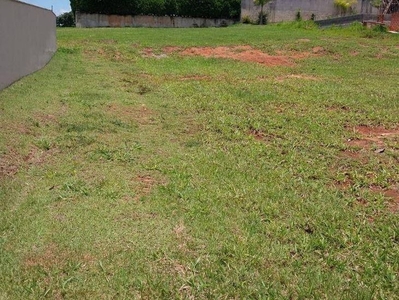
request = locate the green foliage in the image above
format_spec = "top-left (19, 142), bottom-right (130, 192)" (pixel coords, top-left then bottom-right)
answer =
top-left (253, 0), bottom-right (271, 25)
top-left (334, 0), bottom-right (357, 14)
top-left (296, 10), bottom-right (302, 21)
top-left (258, 12), bottom-right (268, 25)
top-left (241, 15), bottom-right (252, 24)
top-left (310, 13), bottom-right (315, 21)
top-left (253, 0), bottom-right (270, 6)
top-left (371, 0), bottom-right (382, 8)
top-left (373, 23), bottom-right (388, 32)
top-left (56, 12), bottom-right (75, 27)
top-left (70, 0), bottom-right (241, 18)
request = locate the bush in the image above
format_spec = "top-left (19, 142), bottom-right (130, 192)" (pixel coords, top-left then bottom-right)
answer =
top-left (258, 12), bottom-right (268, 25)
top-left (295, 10), bottom-right (302, 21)
top-left (241, 15), bottom-right (252, 24)
top-left (310, 13), bottom-right (315, 21)
top-left (334, 0), bottom-right (356, 15)
top-left (373, 24), bottom-right (387, 32)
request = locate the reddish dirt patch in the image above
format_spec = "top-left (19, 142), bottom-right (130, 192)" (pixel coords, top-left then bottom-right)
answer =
top-left (312, 46), bottom-right (325, 54)
top-left (24, 147), bottom-right (56, 165)
top-left (163, 46), bottom-right (181, 53)
top-left (24, 243), bottom-right (95, 272)
top-left (355, 125), bottom-right (399, 137)
top-left (345, 125), bottom-right (399, 150)
top-left (131, 174), bottom-right (166, 201)
top-left (0, 146), bottom-right (56, 178)
top-left (35, 113), bottom-right (59, 127)
top-left (84, 48), bottom-right (125, 62)
top-left (248, 128), bottom-right (265, 141)
top-left (142, 47), bottom-right (154, 57)
top-left (179, 46), bottom-right (295, 66)
top-left (106, 103), bottom-right (155, 125)
top-left (0, 148), bottom-right (20, 177)
top-left (326, 105), bottom-right (350, 112)
top-left (141, 48), bottom-right (168, 59)
top-left (332, 171), bottom-right (354, 190)
top-left (334, 180), bottom-right (353, 190)
top-left (24, 243), bottom-right (68, 270)
top-left (161, 45), bottom-right (315, 66)
top-left (370, 186), bottom-right (399, 213)
top-left (137, 174), bottom-right (156, 191)
top-left (346, 138), bottom-right (383, 148)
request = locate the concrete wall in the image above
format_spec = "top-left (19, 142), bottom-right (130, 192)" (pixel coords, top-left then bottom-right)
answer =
top-left (0, 0), bottom-right (56, 90)
top-left (241, 0), bottom-right (378, 23)
top-left (76, 13), bottom-right (235, 28)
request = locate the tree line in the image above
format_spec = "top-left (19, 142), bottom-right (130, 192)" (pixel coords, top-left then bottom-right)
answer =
top-left (70, 0), bottom-right (241, 19)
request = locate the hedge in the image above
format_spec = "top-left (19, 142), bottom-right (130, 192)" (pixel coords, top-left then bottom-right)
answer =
top-left (70, 0), bottom-right (241, 19)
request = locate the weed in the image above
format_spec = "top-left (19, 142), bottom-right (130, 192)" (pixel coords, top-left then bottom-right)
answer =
top-left (241, 15), bottom-right (252, 24)
top-left (35, 138), bottom-right (52, 151)
top-left (296, 10), bottom-right (302, 21)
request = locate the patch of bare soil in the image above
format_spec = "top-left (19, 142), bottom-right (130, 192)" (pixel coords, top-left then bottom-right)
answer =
top-left (24, 243), bottom-right (68, 270)
top-left (345, 125), bottom-right (399, 151)
top-left (25, 146), bottom-right (58, 166)
top-left (160, 45), bottom-right (317, 66)
top-left (141, 48), bottom-right (168, 59)
top-left (312, 46), bottom-right (326, 54)
top-left (136, 175), bottom-right (156, 194)
top-left (338, 125), bottom-right (399, 213)
top-left (84, 48), bottom-right (125, 61)
top-left (24, 243), bottom-right (95, 271)
top-left (34, 113), bottom-right (60, 127)
top-left (371, 186), bottom-right (399, 213)
top-left (179, 46), bottom-right (295, 66)
top-left (0, 146), bottom-right (57, 178)
top-left (130, 174), bottom-right (166, 201)
top-left (248, 128), bottom-right (265, 141)
top-left (106, 103), bottom-right (156, 125)
top-left (332, 172), bottom-right (353, 191)
top-left (0, 148), bottom-right (20, 177)
top-left (163, 46), bottom-right (181, 53)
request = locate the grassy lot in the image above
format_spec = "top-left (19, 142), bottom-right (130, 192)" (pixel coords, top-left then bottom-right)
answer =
top-left (1, 22), bottom-right (398, 299)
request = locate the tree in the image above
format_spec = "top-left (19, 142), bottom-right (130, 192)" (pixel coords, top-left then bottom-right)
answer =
top-left (56, 12), bottom-right (75, 27)
top-left (253, 0), bottom-right (271, 25)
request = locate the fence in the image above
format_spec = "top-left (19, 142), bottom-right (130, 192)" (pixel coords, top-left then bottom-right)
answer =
top-left (0, 0), bottom-right (56, 90)
top-left (390, 12), bottom-right (399, 30)
top-left (76, 13), bottom-right (235, 28)
top-left (241, 0), bottom-right (378, 23)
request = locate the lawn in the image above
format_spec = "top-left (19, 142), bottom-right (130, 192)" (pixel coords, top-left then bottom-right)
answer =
top-left (0, 22), bottom-right (398, 299)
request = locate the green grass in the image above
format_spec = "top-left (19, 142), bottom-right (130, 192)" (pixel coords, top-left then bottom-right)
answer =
top-left (1, 22), bottom-right (399, 299)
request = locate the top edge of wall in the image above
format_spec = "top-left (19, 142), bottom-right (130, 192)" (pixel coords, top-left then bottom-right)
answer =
top-left (8, 0), bottom-right (56, 16)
